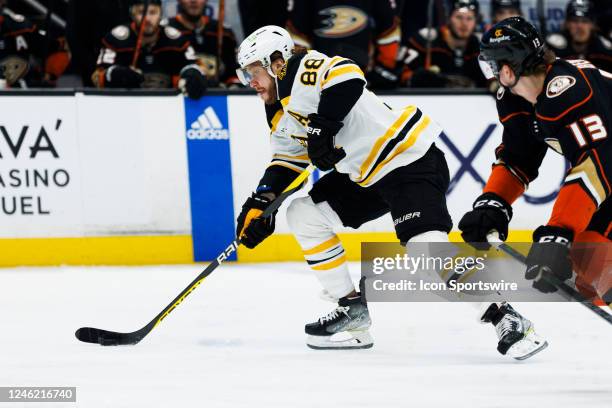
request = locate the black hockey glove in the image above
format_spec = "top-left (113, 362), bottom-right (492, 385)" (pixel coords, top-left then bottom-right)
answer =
top-left (306, 113), bottom-right (346, 171)
top-left (525, 226), bottom-right (574, 294)
top-left (105, 65), bottom-right (144, 88)
top-left (366, 64), bottom-right (400, 90)
top-left (236, 192), bottom-right (276, 249)
top-left (458, 192), bottom-right (513, 250)
top-left (179, 65), bottom-right (207, 100)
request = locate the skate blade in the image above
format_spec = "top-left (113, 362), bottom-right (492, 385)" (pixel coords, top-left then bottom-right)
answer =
top-left (306, 330), bottom-right (374, 350)
top-left (508, 328), bottom-right (549, 360)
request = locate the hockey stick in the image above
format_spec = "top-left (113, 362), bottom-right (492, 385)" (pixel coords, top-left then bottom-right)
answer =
top-left (75, 164), bottom-right (316, 346)
top-left (216, 0), bottom-right (225, 83)
top-left (487, 234), bottom-right (612, 325)
top-left (424, 0), bottom-right (435, 70)
top-left (131, 0), bottom-right (150, 68)
top-left (536, 0), bottom-right (547, 38)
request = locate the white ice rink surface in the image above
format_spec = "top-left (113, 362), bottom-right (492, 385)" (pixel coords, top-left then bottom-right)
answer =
top-left (1, 262), bottom-right (611, 408)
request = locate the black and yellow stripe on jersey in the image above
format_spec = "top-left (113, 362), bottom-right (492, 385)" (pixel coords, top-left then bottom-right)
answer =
top-left (320, 56), bottom-right (364, 90)
top-left (356, 106), bottom-right (432, 186)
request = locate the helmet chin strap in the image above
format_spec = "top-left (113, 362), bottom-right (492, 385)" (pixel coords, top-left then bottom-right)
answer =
top-left (266, 66), bottom-right (281, 100)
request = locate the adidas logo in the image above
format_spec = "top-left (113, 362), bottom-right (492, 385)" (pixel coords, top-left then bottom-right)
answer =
top-left (187, 106), bottom-right (229, 140)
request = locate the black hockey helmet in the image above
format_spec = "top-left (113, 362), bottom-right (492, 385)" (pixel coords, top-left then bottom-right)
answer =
top-left (451, 0), bottom-right (480, 15)
top-left (479, 17), bottom-right (546, 82)
top-left (492, 0), bottom-right (521, 13)
top-left (566, 0), bottom-right (595, 21)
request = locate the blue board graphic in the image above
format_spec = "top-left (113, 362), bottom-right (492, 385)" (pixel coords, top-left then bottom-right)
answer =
top-left (184, 96), bottom-right (236, 261)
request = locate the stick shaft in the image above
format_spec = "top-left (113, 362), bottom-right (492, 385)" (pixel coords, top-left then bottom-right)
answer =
top-left (488, 235), bottom-right (612, 325)
top-left (216, 0), bottom-right (226, 83)
top-left (76, 164), bottom-right (316, 345)
top-left (424, 0), bottom-right (435, 70)
top-left (131, 0), bottom-right (151, 68)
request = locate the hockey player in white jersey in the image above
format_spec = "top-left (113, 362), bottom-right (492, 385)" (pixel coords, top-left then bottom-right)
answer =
top-left (234, 25), bottom-right (547, 358)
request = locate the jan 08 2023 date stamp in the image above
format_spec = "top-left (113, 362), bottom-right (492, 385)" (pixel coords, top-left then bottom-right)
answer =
top-left (0, 387), bottom-right (76, 403)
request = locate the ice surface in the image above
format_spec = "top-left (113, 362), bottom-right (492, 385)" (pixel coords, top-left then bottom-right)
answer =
top-left (1, 262), bottom-right (610, 408)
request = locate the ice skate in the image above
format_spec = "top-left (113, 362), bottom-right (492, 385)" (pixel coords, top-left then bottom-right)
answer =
top-left (481, 302), bottom-right (548, 360)
top-left (306, 295), bottom-right (373, 350)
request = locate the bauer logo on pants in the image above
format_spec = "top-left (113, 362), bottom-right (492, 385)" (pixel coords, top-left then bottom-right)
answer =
top-left (184, 96), bottom-right (236, 261)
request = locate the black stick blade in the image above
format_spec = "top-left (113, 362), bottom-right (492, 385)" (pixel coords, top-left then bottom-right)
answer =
top-left (75, 327), bottom-right (141, 346)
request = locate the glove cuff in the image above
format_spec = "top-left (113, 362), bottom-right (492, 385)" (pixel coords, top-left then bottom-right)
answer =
top-left (533, 225), bottom-right (573, 245)
top-left (243, 192), bottom-right (272, 212)
top-left (473, 192), bottom-right (513, 222)
top-left (306, 113), bottom-right (343, 137)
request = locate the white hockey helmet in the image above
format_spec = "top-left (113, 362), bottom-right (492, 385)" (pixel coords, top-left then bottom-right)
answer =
top-left (236, 25), bottom-right (294, 85)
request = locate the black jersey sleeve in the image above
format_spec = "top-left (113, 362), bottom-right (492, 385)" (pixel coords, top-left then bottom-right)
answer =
top-left (318, 77), bottom-right (365, 122)
top-left (495, 89), bottom-right (548, 185)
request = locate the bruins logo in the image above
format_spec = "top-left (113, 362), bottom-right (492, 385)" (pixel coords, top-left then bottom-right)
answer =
top-left (291, 135), bottom-right (308, 147)
top-left (314, 6), bottom-right (368, 38)
top-left (277, 63), bottom-right (288, 81)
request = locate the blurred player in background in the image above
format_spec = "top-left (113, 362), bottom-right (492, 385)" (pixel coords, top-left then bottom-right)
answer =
top-left (92, 0), bottom-right (207, 99)
top-left (166, 0), bottom-right (241, 87)
top-left (491, 0), bottom-right (522, 25)
top-left (286, 0), bottom-right (401, 90)
top-left (546, 0), bottom-right (612, 72)
top-left (461, 17), bottom-right (611, 307)
top-left (0, 0), bottom-right (69, 88)
top-left (232, 25), bottom-right (547, 358)
top-left (398, 0), bottom-right (487, 88)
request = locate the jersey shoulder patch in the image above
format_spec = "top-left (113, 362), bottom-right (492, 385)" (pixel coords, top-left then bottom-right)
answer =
top-left (164, 25), bottom-right (182, 40)
top-left (417, 27), bottom-right (438, 42)
top-left (546, 33), bottom-right (568, 50)
top-left (111, 25), bottom-right (131, 41)
top-left (536, 60), bottom-right (592, 122)
top-left (545, 75), bottom-right (576, 98)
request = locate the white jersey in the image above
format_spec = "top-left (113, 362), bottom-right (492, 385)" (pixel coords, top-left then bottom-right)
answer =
top-left (267, 50), bottom-right (442, 187)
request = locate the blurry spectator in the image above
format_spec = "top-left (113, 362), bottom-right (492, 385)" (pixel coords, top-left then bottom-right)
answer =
top-left (546, 0), bottom-right (612, 72)
top-left (91, 0), bottom-right (207, 99)
top-left (165, 0), bottom-right (240, 87)
top-left (593, 0), bottom-right (611, 39)
top-left (398, 0), bottom-right (447, 43)
top-left (398, 0), bottom-right (486, 88)
top-left (491, 0), bottom-right (522, 24)
top-left (239, 0), bottom-right (287, 41)
top-left (0, 0), bottom-right (69, 88)
top-left (286, 0), bottom-right (401, 90)
top-left (67, 0), bottom-right (130, 87)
